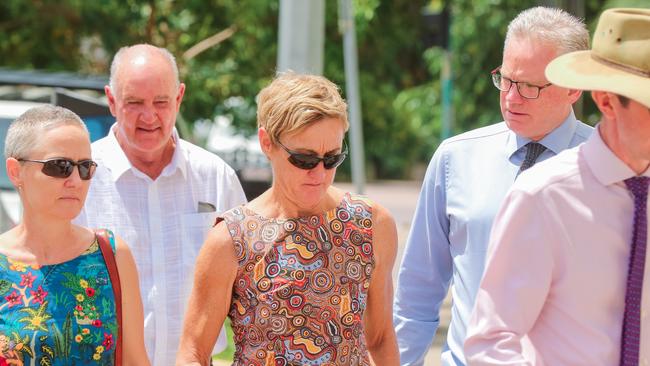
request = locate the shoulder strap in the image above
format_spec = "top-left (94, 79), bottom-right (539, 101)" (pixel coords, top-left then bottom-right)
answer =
top-left (96, 229), bottom-right (123, 366)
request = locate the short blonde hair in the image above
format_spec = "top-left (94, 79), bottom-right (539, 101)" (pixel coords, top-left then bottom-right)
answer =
top-left (257, 73), bottom-right (349, 144)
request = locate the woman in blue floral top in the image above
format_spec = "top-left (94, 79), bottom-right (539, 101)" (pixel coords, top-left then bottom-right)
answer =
top-left (0, 106), bottom-right (149, 366)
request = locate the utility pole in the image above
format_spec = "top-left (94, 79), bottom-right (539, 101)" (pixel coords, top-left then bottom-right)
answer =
top-left (277, 0), bottom-right (325, 74)
top-left (277, 0), bottom-right (365, 193)
top-left (339, 0), bottom-right (366, 194)
top-left (422, 1), bottom-right (453, 139)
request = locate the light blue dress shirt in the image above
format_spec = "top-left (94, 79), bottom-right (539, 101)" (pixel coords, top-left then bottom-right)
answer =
top-left (393, 111), bottom-right (593, 366)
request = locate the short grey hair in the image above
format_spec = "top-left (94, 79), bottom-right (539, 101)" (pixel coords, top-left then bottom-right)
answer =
top-left (505, 6), bottom-right (589, 56)
top-left (108, 44), bottom-right (180, 93)
top-left (5, 105), bottom-right (88, 159)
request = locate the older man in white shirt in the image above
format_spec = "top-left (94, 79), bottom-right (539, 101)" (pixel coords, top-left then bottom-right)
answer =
top-left (75, 44), bottom-right (246, 365)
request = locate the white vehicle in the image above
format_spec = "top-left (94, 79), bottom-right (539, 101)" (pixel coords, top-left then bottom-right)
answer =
top-left (0, 100), bottom-right (48, 231)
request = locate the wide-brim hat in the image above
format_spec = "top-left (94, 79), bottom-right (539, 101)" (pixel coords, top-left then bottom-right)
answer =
top-left (546, 8), bottom-right (650, 108)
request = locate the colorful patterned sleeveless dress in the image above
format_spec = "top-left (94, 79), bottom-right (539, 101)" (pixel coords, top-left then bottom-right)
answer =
top-left (0, 231), bottom-right (119, 366)
top-left (222, 193), bottom-right (375, 366)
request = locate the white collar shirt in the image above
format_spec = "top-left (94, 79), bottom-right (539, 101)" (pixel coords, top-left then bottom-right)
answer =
top-left (75, 126), bottom-right (247, 365)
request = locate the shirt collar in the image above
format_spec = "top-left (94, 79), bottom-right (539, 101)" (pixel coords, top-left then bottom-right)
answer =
top-left (104, 124), bottom-right (186, 181)
top-left (583, 124), bottom-right (650, 186)
top-left (507, 109), bottom-right (579, 157)
top-left (161, 129), bottom-right (187, 179)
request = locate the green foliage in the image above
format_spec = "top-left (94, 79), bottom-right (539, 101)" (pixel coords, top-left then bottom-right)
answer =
top-left (325, 0), bottom-right (433, 178)
top-left (101, 297), bottom-right (115, 320)
top-left (0, 0), bottom-right (617, 178)
top-left (40, 341), bottom-right (55, 360)
top-left (446, 0), bottom-right (537, 135)
top-left (213, 317), bottom-right (235, 361)
top-left (39, 355), bottom-right (53, 366)
top-left (50, 316), bottom-right (72, 359)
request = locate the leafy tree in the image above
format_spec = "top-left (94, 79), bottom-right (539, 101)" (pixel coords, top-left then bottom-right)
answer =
top-left (0, 0), bottom-right (625, 179)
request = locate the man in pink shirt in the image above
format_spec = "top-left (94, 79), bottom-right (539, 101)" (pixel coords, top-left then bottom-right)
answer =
top-left (465, 8), bottom-right (650, 366)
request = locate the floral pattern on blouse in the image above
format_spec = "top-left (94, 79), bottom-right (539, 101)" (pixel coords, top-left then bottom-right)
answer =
top-left (0, 231), bottom-right (118, 366)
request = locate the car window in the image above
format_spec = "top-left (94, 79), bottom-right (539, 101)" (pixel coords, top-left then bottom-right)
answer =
top-left (0, 115), bottom-right (114, 191)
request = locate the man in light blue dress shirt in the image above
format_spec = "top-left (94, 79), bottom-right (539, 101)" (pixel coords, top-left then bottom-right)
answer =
top-left (393, 7), bottom-right (593, 365)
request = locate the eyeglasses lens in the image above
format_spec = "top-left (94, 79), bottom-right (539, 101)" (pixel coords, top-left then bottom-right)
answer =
top-left (41, 159), bottom-right (95, 180)
top-left (42, 160), bottom-right (74, 178)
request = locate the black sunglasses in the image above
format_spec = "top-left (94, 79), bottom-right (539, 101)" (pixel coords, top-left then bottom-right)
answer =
top-left (18, 158), bottom-right (98, 180)
top-left (277, 140), bottom-right (347, 170)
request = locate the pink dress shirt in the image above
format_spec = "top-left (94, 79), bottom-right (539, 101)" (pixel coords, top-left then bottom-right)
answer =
top-left (464, 128), bottom-right (650, 366)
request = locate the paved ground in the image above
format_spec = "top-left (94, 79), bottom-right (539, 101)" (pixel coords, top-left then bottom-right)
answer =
top-left (214, 180), bottom-right (450, 365)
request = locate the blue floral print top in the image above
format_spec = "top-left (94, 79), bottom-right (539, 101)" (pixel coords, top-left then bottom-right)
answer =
top-left (0, 231), bottom-right (118, 366)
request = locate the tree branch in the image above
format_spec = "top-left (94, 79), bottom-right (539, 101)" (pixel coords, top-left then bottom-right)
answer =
top-left (183, 25), bottom-right (237, 61)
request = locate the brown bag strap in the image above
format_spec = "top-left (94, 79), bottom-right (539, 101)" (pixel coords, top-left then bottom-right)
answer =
top-left (96, 229), bottom-right (123, 366)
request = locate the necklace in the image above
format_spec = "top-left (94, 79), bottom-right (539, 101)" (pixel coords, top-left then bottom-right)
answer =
top-left (41, 263), bottom-right (59, 285)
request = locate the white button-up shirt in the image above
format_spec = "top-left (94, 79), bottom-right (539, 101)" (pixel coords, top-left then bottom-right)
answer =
top-left (76, 126), bottom-right (247, 365)
top-left (465, 128), bottom-right (650, 365)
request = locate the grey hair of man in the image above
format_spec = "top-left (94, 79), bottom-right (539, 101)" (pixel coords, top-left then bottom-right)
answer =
top-left (5, 105), bottom-right (88, 159)
top-left (108, 44), bottom-right (181, 94)
top-left (505, 6), bottom-right (589, 56)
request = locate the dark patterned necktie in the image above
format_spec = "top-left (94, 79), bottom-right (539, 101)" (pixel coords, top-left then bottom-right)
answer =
top-left (620, 176), bottom-right (650, 366)
top-left (517, 142), bottom-right (547, 175)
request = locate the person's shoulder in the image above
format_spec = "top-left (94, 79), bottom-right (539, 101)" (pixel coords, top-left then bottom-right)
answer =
top-left (204, 210), bottom-right (240, 255)
top-left (90, 135), bottom-right (116, 158)
top-left (178, 138), bottom-right (224, 161)
top-left (443, 121), bottom-right (510, 147)
top-left (342, 191), bottom-right (394, 224)
top-left (370, 199), bottom-right (396, 228)
top-left (429, 122), bottom-right (510, 168)
top-left (515, 146), bottom-right (582, 194)
top-left (178, 138), bottom-right (236, 172)
top-left (346, 193), bottom-right (397, 260)
top-left (433, 122), bottom-right (510, 159)
top-left (574, 120), bottom-right (595, 141)
top-left (221, 203), bottom-right (246, 221)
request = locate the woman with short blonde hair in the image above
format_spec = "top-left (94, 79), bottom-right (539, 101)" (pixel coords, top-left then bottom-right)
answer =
top-left (178, 73), bottom-right (400, 365)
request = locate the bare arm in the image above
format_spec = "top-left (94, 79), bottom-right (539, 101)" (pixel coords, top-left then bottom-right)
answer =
top-left (176, 222), bottom-right (238, 366)
top-left (365, 202), bottom-right (400, 366)
top-left (115, 236), bottom-right (151, 366)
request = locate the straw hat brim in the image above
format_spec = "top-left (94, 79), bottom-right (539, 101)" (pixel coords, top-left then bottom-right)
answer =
top-left (546, 50), bottom-right (650, 108)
